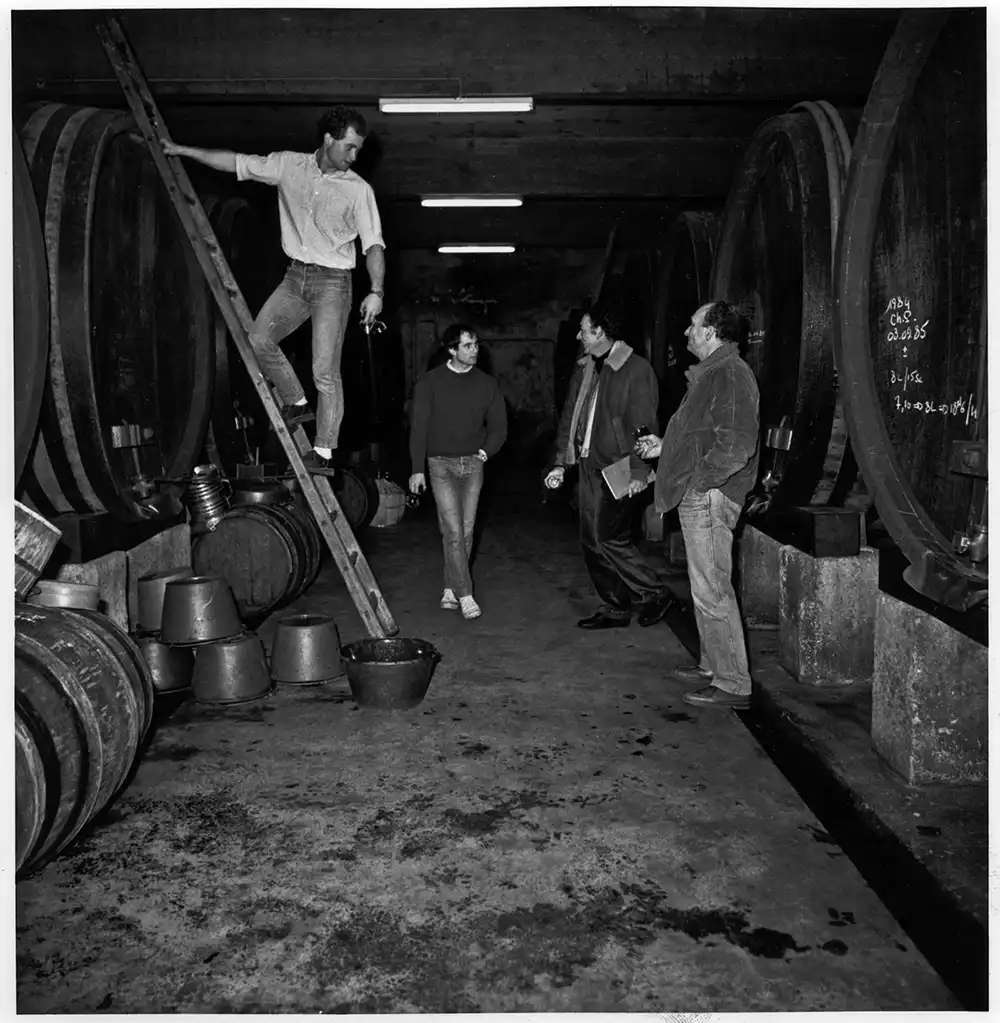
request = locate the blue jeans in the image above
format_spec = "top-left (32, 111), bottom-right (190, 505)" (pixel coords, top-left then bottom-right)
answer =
top-left (678, 487), bottom-right (752, 696)
top-left (428, 456), bottom-right (484, 597)
top-left (249, 260), bottom-right (352, 449)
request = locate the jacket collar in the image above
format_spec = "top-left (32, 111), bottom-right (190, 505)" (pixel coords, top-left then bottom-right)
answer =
top-left (687, 341), bottom-right (741, 381)
top-left (577, 339), bottom-right (633, 372)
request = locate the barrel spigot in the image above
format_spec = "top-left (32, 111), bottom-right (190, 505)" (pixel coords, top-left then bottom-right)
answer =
top-left (953, 525), bottom-right (988, 564)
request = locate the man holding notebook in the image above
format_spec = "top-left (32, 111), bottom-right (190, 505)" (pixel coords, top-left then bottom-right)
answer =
top-left (545, 303), bottom-right (674, 630)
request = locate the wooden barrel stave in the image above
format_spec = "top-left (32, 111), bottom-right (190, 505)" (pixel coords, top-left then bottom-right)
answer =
top-left (14, 631), bottom-right (106, 873)
top-left (280, 501), bottom-right (324, 590)
top-left (69, 608), bottom-right (156, 747)
top-left (19, 103), bottom-right (215, 522)
top-left (835, 10), bottom-right (986, 609)
top-left (22, 104), bottom-right (99, 515)
top-left (13, 129), bottom-right (50, 488)
top-left (17, 606), bottom-right (144, 833)
top-left (15, 709), bottom-right (49, 874)
top-left (712, 101), bottom-right (861, 509)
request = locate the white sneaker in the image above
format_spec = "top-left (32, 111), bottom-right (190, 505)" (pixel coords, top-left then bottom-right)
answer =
top-left (459, 595), bottom-right (482, 620)
top-left (440, 588), bottom-right (459, 610)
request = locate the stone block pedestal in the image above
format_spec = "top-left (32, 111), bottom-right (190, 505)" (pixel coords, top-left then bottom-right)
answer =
top-left (778, 544), bottom-right (879, 686)
top-left (55, 522), bottom-right (192, 633)
top-left (737, 524), bottom-right (784, 627)
top-left (872, 591), bottom-right (988, 784)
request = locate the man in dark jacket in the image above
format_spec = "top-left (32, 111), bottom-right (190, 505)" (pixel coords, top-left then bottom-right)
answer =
top-left (545, 303), bottom-right (674, 629)
top-left (637, 300), bottom-right (760, 709)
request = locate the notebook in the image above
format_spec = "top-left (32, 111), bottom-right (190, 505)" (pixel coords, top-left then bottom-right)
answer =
top-left (601, 455), bottom-right (652, 500)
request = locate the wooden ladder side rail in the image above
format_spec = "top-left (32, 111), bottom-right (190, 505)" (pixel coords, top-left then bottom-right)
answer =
top-left (96, 14), bottom-right (398, 639)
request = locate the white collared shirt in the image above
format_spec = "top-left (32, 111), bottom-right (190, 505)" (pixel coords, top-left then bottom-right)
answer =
top-left (235, 150), bottom-right (384, 269)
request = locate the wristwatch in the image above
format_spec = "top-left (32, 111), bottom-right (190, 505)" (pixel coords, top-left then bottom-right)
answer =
top-left (370, 288), bottom-right (384, 298)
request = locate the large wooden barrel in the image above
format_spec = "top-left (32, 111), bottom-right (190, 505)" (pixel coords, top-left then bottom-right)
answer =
top-left (651, 211), bottom-right (719, 425)
top-left (191, 502), bottom-right (322, 618)
top-left (18, 103), bottom-right (214, 522)
top-left (835, 10), bottom-right (987, 612)
top-left (203, 195), bottom-right (284, 474)
top-left (15, 604), bottom-right (154, 877)
top-left (711, 100), bottom-right (864, 510)
top-left (13, 130), bottom-right (50, 487)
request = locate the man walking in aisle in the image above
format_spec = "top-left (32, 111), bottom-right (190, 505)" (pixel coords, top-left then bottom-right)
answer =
top-left (409, 325), bottom-right (507, 620)
top-left (636, 300), bottom-right (759, 709)
top-left (162, 105), bottom-right (385, 475)
top-left (544, 302), bottom-right (675, 629)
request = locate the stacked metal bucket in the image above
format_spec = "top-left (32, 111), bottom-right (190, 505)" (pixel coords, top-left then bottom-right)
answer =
top-left (143, 572), bottom-right (271, 705)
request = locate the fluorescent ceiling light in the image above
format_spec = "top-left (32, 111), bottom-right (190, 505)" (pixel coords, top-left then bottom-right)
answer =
top-left (421, 196), bottom-right (523, 208)
top-left (380, 97), bottom-right (533, 114)
top-left (438, 244), bottom-right (516, 254)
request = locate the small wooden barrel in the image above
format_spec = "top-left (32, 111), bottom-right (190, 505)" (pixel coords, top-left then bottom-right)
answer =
top-left (15, 604), bottom-right (150, 877)
top-left (191, 503), bottom-right (322, 618)
top-left (370, 477), bottom-right (407, 528)
top-left (14, 499), bottom-right (62, 600)
top-left (333, 466), bottom-right (381, 532)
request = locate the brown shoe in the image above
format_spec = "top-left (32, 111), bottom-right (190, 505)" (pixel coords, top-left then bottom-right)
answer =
top-left (682, 685), bottom-right (750, 710)
top-left (300, 449), bottom-right (337, 477)
top-left (279, 402), bottom-right (316, 430)
top-left (669, 664), bottom-right (713, 683)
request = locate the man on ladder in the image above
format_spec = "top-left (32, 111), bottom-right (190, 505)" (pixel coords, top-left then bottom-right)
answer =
top-left (163, 105), bottom-right (385, 476)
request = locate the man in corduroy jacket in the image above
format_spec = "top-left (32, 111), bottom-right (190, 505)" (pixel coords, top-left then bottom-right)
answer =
top-left (637, 300), bottom-right (760, 709)
top-left (545, 302), bottom-right (674, 629)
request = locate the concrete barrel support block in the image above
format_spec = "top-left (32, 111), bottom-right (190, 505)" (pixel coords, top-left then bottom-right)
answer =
top-left (667, 528), bottom-right (687, 568)
top-left (126, 522), bottom-right (192, 632)
top-left (778, 544), bottom-right (878, 686)
top-left (737, 524), bottom-right (785, 627)
top-left (871, 591), bottom-right (988, 784)
top-left (56, 552), bottom-right (129, 631)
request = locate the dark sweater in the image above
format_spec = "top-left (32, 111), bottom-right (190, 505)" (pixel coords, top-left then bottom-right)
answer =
top-left (409, 364), bottom-right (508, 472)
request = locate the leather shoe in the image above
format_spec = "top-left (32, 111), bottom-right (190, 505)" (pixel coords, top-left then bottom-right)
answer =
top-left (636, 595), bottom-right (677, 628)
top-left (682, 684), bottom-right (750, 710)
top-left (576, 611), bottom-right (630, 630)
top-left (669, 664), bottom-right (713, 683)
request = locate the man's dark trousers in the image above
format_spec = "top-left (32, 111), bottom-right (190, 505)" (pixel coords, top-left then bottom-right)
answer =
top-left (577, 458), bottom-right (665, 618)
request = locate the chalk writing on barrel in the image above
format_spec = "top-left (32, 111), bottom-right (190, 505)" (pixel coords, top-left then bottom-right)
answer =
top-left (883, 295), bottom-right (978, 425)
top-left (893, 392), bottom-right (979, 424)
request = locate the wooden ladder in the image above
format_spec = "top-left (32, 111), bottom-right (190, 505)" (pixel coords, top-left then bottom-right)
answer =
top-left (97, 14), bottom-right (398, 639)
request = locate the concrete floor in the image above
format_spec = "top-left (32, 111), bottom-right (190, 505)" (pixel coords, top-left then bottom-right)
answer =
top-left (15, 473), bottom-right (962, 1012)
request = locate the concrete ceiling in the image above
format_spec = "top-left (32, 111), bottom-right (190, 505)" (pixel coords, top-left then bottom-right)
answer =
top-left (12, 7), bottom-right (900, 249)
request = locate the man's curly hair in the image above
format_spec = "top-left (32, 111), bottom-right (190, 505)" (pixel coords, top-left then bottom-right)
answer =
top-left (703, 300), bottom-right (747, 347)
top-left (316, 105), bottom-right (368, 145)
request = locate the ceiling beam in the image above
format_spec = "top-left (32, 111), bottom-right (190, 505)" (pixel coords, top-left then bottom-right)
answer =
top-left (13, 8), bottom-right (897, 103)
